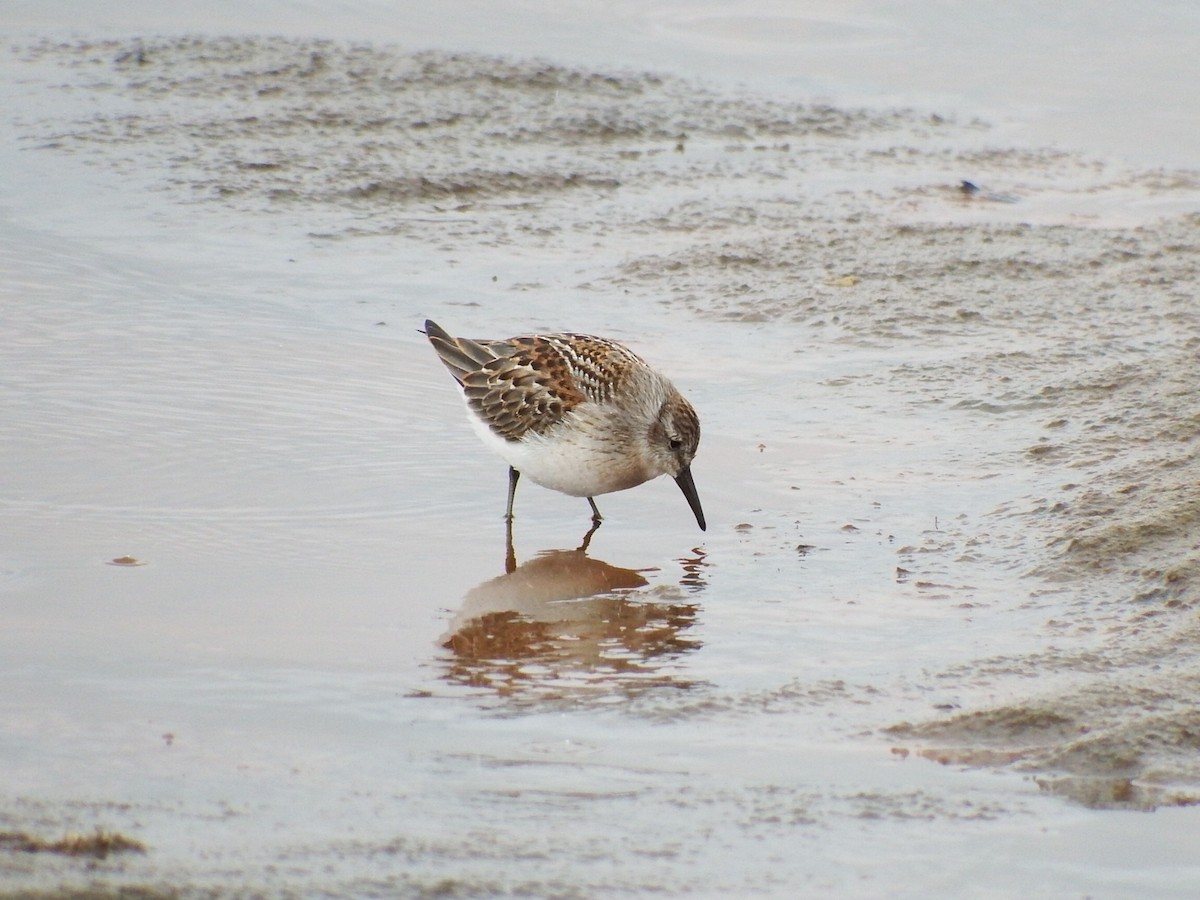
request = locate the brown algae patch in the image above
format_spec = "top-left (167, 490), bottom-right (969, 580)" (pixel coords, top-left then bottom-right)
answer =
top-left (0, 828), bottom-right (146, 858)
top-left (887, 667), bottom-right (1200, 811)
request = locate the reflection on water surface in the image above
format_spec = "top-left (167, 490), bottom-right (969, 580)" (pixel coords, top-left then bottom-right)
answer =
top-left (441, 526), bottom-right (707, 701)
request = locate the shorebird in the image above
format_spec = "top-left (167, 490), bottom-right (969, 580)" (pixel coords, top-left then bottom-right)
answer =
top-left (424, 319), bottom-right (705, 530)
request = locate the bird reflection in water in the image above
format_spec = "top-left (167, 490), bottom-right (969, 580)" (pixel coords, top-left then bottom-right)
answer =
top-left (441, 522), bottom-right (708, 701)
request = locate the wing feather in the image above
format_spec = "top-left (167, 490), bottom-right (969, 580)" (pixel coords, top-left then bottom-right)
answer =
top-left (425, 320), bottom-right (586, 442)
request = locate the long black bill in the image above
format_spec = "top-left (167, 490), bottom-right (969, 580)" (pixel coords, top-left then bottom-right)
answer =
top-left (674, 465), bottom-right (707, 531)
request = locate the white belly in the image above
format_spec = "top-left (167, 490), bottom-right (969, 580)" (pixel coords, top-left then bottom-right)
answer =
top-left (466, 406), bottom-right (650, 498)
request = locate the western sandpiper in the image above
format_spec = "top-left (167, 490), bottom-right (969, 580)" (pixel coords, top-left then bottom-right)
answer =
top-left (424, 319), bottom-right (706, 531)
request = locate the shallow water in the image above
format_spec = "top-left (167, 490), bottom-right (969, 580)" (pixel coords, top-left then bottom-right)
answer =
top-left (2, 5), bottom-right (1200, 897)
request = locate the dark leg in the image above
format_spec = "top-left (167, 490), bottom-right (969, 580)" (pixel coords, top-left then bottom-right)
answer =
top-left (505, 467), bottom-right (520, 521)
top-left (587, 497), bottom-right (602, 524)
top-left (504, 514), bottom-right (517, 574)
top-left (504, 468), bottom-right (521, 573)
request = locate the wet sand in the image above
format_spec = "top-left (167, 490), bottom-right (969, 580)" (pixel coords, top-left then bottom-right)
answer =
top-left (2, 8), bottom-right (1200, 898)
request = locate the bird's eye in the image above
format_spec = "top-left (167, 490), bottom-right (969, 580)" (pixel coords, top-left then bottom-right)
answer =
top-left (669, 437), bottom-right (683, 451)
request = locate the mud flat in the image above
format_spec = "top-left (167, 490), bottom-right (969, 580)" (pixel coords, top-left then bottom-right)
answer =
top-left (2, 33), bottom-right (1199, 897)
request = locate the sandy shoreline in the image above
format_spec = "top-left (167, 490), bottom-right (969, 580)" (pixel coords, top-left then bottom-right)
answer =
top-left (2, 27), bottom-right (1199, 898)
